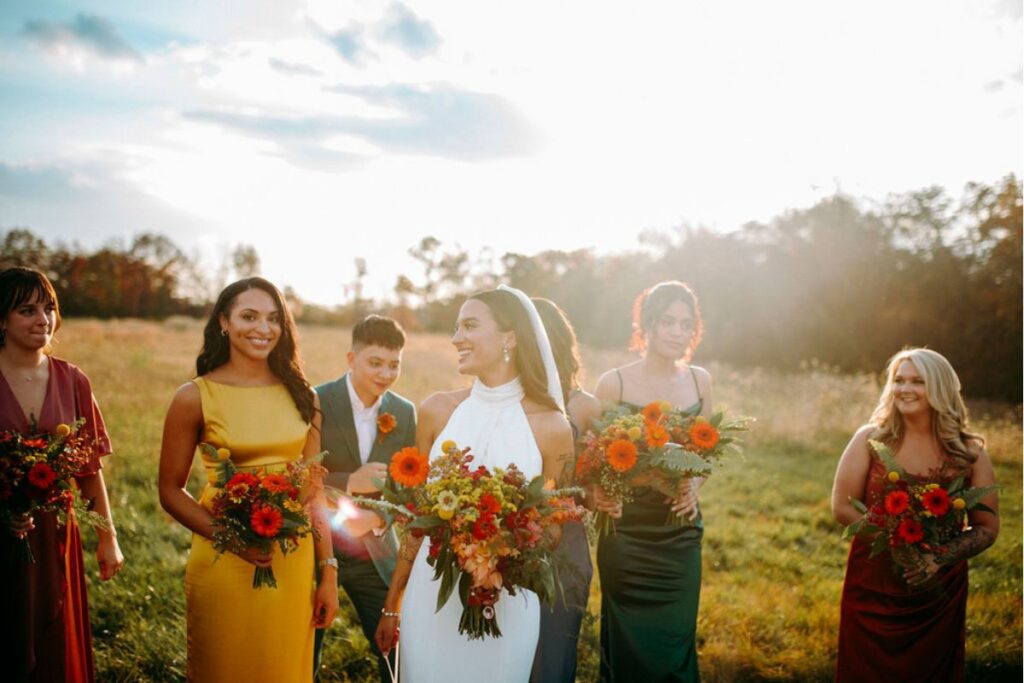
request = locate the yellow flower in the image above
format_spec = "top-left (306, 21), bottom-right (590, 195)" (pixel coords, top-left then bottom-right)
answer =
top-left (887, 471), bottom-right (900, 483)
top-left (659, 400), bottom-right (673, 413)
top-left (284, 498), bottom-right (303, 513)
top-left (437, 507), bottom-right (455, 520)
top-left (216, 448), bottom-right (231, 461)
top-left (54, 423), bottom-right (71, 437)
top-left (627, 426), bottom-right (643, 441)
top-left (441, 440), bottom-right (457, 454)
top-left (952, 498), bottom-right (966, 510)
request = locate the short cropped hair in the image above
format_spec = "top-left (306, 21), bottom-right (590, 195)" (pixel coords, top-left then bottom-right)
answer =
top-left (351, 315), bottom-right (406, 352)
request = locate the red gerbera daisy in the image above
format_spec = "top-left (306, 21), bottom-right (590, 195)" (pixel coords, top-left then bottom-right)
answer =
top-left (251, 504), bottom-right (284, 538)
top-left (884, 490), bottom-right (910, 516)
top-left (260, 473), bottom-right (292, 493)
top-left (921, 487), bottom-right (951, 517)
top-left (479, 492), bottom-right (501, 515)
top-left (472, 516), bottom-right (499, 540)
top-left (27, 462), bottom-right (57, 489)
top-left (896, 518), bottom-right (924, 544)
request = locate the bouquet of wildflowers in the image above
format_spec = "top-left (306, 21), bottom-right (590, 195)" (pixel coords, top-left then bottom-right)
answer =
top-left (204, 444), bottom-right (323, 588)
top-left (844, 440), bottom-right (997, 582)
top-left (0, 419), bottom-right (106, 562)
top-left (578, 401), bottom-right (750, 532)
top-left (359, 442), bottom-right (584, 639)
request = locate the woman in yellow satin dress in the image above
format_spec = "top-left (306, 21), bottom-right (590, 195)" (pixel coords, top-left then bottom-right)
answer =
top-left (158, 278), bottom-right (339, 682)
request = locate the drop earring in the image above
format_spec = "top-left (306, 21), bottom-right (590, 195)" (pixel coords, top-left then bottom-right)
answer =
top-left (503, 344), bottom-right (511, 363)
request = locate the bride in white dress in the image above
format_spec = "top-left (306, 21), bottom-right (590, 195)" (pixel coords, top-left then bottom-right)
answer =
top-left (375, 286), bottom-right (574, 683)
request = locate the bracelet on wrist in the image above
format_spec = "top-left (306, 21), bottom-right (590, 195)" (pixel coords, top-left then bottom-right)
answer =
top-left (380, 607), bottom-right (400, 618)
top-left (318, 557), bottom-right (339, 570)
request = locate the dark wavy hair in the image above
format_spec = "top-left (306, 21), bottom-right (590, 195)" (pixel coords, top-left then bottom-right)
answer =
top-left (468, 289), bottom-right (561, 413)
top-left (532, 297), bottom-right (581, 407)
top-left (0, 267), bottom-right (61, 351)
top-left (630, 280), bottom-right (703, 362)
top-left (196, 277), bottom-right (315, 423)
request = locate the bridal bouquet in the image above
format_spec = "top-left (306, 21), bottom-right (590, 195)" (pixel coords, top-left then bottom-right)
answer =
top-left (844, 440), bottom-right (996, 581)
top-left (204, 444), bottom-right (322, 589)
top-left (360, 442), bottom-right (585, 639)
top-left (577, 402), bottom-right (750, 532)
top-left (0, 419), bottom-right (106, 562)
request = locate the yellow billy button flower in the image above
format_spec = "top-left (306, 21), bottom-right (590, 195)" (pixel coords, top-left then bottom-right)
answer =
top-left (54, 423), bottom-right (71, 437)
top-left (659, 400), bottom-right (673, 413)
top-left (216, 448), bottom-right (232, 461)
top-left (441, 440), bottom-right (457, 454)
top-left (952, 498), bottom-right (966, 510)
top-left (887, 471), bottom-right (900, 483)
top-left (627, 426), bottom-right (643, 441)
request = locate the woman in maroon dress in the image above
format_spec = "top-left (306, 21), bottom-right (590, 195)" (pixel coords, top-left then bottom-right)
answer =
top-left (0, 267), bottom-right (124, 682)
top-left (830, 348), bottom-right (999, 682)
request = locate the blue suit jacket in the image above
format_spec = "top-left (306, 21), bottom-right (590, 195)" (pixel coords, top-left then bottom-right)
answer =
top-left (315, 374), bottom-right (416, 584)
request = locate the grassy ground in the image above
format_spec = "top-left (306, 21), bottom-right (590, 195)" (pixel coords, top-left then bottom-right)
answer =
top-left (50, 318), bottom-right (1021, 682)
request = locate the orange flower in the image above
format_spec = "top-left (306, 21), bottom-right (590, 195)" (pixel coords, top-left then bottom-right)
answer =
top-left (377, 412), bottom-right (397, 440)
top-left (260, 473), bottom-right (292, 493)
top-left (641, 402), bottom-right (663, 424)
top-left (250, 504), bottom-right (283, 538)
top-left (390, 447), bottom-right (429, 487)
top-left (22, 437), bottom-right (48, 449)
top-left (645, 423), bottom-right (670, 448)
top-left (606, 439), bottom-right (638, 473)
top-left (688, 421), bottom-right (719, 450)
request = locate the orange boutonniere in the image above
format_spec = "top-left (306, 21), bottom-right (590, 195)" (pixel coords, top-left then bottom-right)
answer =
top-left (377, 412), bottom-right (397, 442)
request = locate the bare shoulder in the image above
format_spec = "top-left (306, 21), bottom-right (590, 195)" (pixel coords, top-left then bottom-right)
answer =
top-left (419, 389), bottom-right (469, 426)
top-left (689, 364), bottom-right (713, 386)
top-left (568, 390), bottom-right (602, 431)
top-left (170, 381), bottom-right (201, 411)
top-left (595, 363), bottom-right (635, 401)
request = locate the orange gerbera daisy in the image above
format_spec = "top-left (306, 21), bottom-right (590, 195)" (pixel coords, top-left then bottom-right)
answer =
top-left (260, 473), bottom-right (292, 493)
top-left (21, 437), bottom-right (48, 449)
top-left (688, 421), bottom-right (720, 450)
top-left (377, 412), bottom-right (397, 439)
top-left (390, 447), bottom-right (429, 487)
top-left (641, 401), bottom-right (663, 424)
top-left (645, 423), bottom-right (670, 448)
top-left (250, 504), bottom-right (283, 538)
top-left (606, 439), bottom-right (638, 473)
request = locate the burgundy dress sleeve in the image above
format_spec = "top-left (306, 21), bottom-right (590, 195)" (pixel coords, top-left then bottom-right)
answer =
top-left (71, 365), bottom-right (111, 477)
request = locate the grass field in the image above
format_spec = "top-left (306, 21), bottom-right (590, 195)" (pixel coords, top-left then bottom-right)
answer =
top-left (51, 318), bottom-right (1022, 682)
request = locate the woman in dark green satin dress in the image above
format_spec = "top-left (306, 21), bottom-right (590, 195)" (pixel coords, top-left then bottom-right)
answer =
top-left (593, 281), bottom-right (714, 683)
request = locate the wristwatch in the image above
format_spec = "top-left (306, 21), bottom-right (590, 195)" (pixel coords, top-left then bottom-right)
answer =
top-left (318, 557), bottom-right (339, 570)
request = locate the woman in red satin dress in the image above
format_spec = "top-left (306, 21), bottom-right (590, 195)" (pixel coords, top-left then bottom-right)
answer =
top-left (0, 267), bottom-right (124, 682)
top-left (830, 348), bottom-right (999, 683)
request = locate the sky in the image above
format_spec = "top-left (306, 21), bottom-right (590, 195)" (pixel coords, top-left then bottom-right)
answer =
top-left (0, 0), bottom-right (1021, 306)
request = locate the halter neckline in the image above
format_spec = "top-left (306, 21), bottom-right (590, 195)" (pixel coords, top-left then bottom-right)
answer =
top-left (470, 376), bottom-right (525, 408)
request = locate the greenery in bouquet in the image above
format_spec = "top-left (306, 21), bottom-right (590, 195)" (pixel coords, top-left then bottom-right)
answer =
top-left (204, 444), bottom-right (323, 589)
top-left (0, 418), bottom-right (107, 562)
top-left (844, 440), bottom-right (997, 584)
top-left (358, 441), bottom-right (585, 639)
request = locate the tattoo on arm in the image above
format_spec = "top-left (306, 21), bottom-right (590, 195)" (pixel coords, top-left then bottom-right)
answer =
top-left (554, 451), bottom-right (575, 487)
top-left (937, 527), bottom-right (997, 567)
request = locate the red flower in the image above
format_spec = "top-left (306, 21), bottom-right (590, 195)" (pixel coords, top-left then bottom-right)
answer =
top-left (896, 518), bottom-right (924, 544)
top-left (377, 412), bottom-right (397, 440)
top-left (250, 505), bottom-right (283, 538)
top-left (921, 487), bottom-right (951, 517)
top-left (260, 473), bottom-right (292, 493)
top-left (472, 516), bottom-right (498, 540)
top-left (478, 493), bottom-right (501, 515)
top-left (22, 437), bottom-right (48, 449)
top-left (884, 490), bottom-right (910, 516)
top-left (0, 431), bottom-right (15, 445)
top-left (27, 462), bottom-right (57, 489)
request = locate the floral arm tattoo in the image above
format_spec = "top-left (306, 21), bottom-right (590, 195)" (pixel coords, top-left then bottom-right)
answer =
top-left (937, 526), bottom-right (997, 567)
top-left (554, 451), bottom-right (575, 488)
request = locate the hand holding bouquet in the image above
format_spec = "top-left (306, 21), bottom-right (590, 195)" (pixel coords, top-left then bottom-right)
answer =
top-left (203, 444), bottom-right (323, 589)
top-left (0, 419), bottom-right (106, 562)
top-left (844, 440), bottom-right (997, 586)
top-left (358, 441), bottom-right (585, 639)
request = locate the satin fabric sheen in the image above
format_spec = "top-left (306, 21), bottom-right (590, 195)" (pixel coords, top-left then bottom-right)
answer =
top-left (0, 357), bottom-right (109, 683)
top-left (835, 457), bottom-right (968, 682)
top-left (400, 377), bottom-right (542, 683)
top-left (185, 379), bottom-right (315, 682)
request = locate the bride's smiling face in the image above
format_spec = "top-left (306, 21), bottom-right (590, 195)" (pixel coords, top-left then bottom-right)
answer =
top-left (451, 299), bottom-right (513, 376)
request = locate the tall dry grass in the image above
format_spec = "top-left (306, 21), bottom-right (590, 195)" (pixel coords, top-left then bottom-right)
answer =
top-left (48, 319), bottom-right (1021, 682)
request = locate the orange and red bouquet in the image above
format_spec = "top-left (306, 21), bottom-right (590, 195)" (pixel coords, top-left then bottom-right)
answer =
top-left (0, 419), bottom-right (105, 562)
top-left (204, 444), bottom-right (322, 589)
top-left (358, 441), bottom-right (584, 639)
top-left (577, 402), bottom-right (749, 533)
top-left (844, 440), bottom-right (997, 583)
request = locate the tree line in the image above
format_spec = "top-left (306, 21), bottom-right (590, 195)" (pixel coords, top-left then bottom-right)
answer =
top-left (2, 176), bottom-right (1020, 401)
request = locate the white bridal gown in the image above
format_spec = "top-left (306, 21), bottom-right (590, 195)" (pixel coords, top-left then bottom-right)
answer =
top-left (400, 377), bottom-right (542, 683)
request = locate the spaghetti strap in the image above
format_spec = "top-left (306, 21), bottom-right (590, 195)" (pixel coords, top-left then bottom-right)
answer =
top-left (615, 368), bottom-right (624, 404)
top-left (688, 366), bottom-right (702, 401)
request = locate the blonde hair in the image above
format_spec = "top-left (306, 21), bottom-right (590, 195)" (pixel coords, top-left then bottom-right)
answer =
top-left (869, 348), bottom-right (982, 468)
